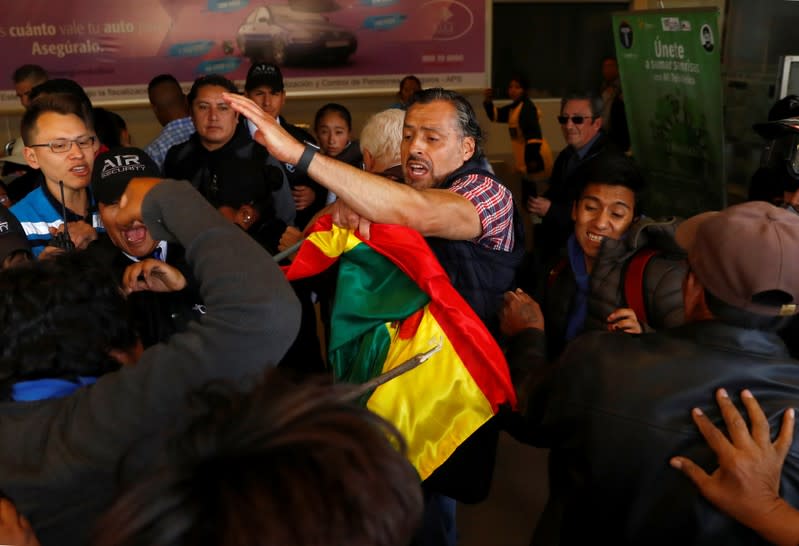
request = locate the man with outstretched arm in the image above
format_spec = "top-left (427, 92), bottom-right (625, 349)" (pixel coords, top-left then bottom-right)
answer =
top-left (225, 88), bottom-right (523, 546)
top-left (223, 88), bottom-right (524, 336)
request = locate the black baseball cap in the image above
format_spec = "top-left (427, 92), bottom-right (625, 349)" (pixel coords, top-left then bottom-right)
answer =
top-left (91, 147), bottom-right (160, 205)
top-left (245, 62), bottom-right (284, 93)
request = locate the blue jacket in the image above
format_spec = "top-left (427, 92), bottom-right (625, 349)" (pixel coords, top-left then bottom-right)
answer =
top-left (11, 183), bottom-right (103, 256)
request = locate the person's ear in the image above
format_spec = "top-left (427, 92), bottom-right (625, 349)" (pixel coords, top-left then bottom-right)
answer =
top-left (362, 149), bottom-right (375, 172)
top-left (23, 146), bottom-right (39, 170)
top-left (571, 200), bottom-right (578, 222)
top-left (683, 269), bottom-right (714, 322)
top-left (462, 136), bottom-right (476, 161)
top-left (237, 204), bottom-right (259, 228)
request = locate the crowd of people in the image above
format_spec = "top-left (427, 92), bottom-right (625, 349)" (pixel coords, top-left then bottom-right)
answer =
top-left (0, 58), bottom-right (797, 546)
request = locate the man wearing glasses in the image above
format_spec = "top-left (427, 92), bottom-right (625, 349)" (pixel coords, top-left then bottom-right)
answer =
top-left (11, 93), bottom-right (102, 256)
top-left (528, 92), bottom-right (619, 261)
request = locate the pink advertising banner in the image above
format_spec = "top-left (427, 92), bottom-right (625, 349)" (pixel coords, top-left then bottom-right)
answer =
top-left (0, 0), bottom-right (487, 109)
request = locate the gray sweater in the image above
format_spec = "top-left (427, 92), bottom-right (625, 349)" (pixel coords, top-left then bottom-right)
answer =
top-left (0, 180), bottom-right (300, 546)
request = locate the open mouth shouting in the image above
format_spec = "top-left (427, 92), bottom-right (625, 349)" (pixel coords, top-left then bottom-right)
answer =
top-left (405, 158), bottom-right (432, 186)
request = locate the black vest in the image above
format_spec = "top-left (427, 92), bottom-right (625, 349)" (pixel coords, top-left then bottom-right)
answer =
top-left (425, 160), bottom-right (525, 336)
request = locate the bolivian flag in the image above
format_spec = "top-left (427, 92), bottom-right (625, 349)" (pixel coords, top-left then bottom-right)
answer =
top-left (284, 216), bottom-right (516, 480)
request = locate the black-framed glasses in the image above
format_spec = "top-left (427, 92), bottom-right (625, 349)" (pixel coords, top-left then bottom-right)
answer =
top-left (28, 135), bottom-right (96, 153)
top-left (557, 115), bottom-right (596, 125)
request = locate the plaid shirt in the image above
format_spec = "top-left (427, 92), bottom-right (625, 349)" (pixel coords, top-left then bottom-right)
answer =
top-left (144, 117), bottom-right (195, 170)
top-left (450, 172), bottom-right (514, 252)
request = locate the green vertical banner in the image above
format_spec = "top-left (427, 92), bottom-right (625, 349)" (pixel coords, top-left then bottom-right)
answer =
top-left (613, 9), bottom-right (724, 217)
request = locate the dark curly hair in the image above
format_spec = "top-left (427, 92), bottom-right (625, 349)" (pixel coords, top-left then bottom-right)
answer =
top-left (0, 251), bottom-right (137, 399)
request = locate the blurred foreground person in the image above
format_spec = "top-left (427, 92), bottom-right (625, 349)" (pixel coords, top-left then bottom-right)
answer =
top-left (94, 370), bottom-right (423, 546)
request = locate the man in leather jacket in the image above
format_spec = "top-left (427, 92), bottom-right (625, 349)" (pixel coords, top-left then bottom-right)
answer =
top-left (503, 200), bottom-right (799, 545)
top-left (517, 153), bottom-right (686, 360)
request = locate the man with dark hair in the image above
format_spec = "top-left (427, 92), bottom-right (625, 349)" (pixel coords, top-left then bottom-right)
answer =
top-left (5, 78), bottom-right (94, 205)
top-left (512, 153), bottom-right (685, 359)
top-left (87, 146), bottom-right (203, 348)
top-left (163, 74), bottom-right (295, 226)
top-left (144, 74), bottom-right (194, 169)
top-left (12, 93), bottom-right (102, 255)
top-left (503, 200), bottom-right (799, 544)
top-left (390, 75), bottom-right (422, 110)
top-left (2, 65), bottom-right (48, 195)
top-left (226, 87), bottom-right (523, 334)
top-left (12, 64), bottom-right (48, 110)
top-left (0, 176), bottom-right (300, 546)
top-left (226, 87), bottom-right (522, 545)
top-left (528, 91), bottom-right (619, 260)
top-left (93, 370), bottom-right (423, 546)
top-left (244, 62), bottom-right (324, 228)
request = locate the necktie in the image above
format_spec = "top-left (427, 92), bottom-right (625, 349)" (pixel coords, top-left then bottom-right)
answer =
top-left (151, 247), bottom-right (163, 261)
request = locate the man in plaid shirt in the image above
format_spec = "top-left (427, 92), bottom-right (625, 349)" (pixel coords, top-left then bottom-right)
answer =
top-left (144, 74), bottom-right (195, 170)
top-left (226, 87), bottom-right (521, 330)
top-left (225, 87), bottom-right (524, 546)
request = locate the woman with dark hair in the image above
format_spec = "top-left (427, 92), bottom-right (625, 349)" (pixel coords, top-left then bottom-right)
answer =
top-left (314, 102), bottom-right (363, 205)
top-left (483, 74), bottom-right (553, 189)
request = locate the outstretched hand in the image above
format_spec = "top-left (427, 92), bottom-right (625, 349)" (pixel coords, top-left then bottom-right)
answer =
top-left (670, 388), bottom-right (798, 546)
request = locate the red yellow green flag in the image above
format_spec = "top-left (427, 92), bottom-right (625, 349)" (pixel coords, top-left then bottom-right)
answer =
top-left (284, 216), bottom-right (516, 480)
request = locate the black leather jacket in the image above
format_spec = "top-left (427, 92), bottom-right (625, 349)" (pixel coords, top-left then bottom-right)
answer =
top-left (510, 321), bottom-right (799, 546)
top-left (586, 216), bottom-right (687, 332)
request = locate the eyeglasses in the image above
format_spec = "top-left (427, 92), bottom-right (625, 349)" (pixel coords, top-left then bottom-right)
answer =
top-left (557, 115), bottom-right (597, 125)
top-left (28, 135), bottom-right (96, 153)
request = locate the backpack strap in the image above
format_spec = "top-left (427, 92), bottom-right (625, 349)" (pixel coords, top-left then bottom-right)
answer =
top-left (623, 248), bottom-right (660, 328)
top-left (547, 257), bottom-right (569, 289)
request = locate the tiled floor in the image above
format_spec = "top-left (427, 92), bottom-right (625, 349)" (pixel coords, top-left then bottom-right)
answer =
top-left (457, 433), bottom-right (549, 546)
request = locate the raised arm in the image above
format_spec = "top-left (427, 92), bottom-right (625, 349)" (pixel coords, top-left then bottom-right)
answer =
top-left (222, 93), bottom-right (482, 240)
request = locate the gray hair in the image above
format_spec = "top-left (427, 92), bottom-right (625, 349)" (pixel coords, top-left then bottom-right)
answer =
top-left (359, 109), bottom-right (405, 167)
top-left (560, 91), bottom-right (604, 118)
